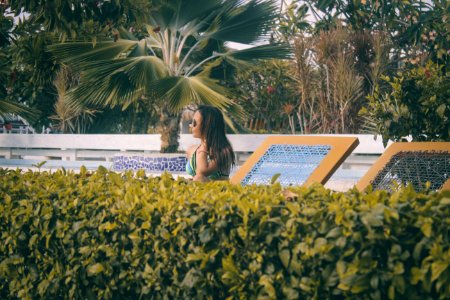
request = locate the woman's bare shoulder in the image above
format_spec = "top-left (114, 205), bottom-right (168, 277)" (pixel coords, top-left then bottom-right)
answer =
top-left (197, 144), bottom-right (208, 153)
top-left (186, 144), bottom-right (199, 157)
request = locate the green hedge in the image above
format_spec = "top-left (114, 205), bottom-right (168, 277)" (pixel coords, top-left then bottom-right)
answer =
top-left (1, 167), bottom-right (449, 299)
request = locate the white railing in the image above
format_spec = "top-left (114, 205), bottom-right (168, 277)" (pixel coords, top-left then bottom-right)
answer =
top-left (0, 133), bottom-right (389, 190)
top-left (0, 133), bottom-right (386, 154)
top-left (0, 133), bottom-right (387, 169)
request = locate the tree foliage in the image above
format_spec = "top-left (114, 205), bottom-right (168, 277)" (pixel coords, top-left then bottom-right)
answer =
top-left (302, 0), bottom-right (449, 64)
top-left (232, 60), bottom-right (297, 133)
top-left (363, 61), bottom-right (449, 145)
top-left (7, 0), bottom-right (150, 41)
top-left (0, 10), bottom-right (38, 121)
top-left (49, 0), bottom-right (290, 151)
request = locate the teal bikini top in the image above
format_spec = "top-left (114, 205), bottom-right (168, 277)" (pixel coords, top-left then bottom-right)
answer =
top-left (186, 146), bottom-right (229, 180)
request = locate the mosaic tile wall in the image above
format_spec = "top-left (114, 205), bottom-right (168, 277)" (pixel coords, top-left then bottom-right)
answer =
top-left (112, 155), bottom-right (188, 173)
top-left (241, 144), bottom-right (331, 186)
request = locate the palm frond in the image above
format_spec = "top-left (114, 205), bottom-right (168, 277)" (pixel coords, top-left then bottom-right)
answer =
top-left (223, 43), bottom-right (292, 61)
top-left (118, 26), bottom-right (139, 41)
top-left (167, 0), bottom-right (222, 30)
top-left (197, 58), bottom-right (224, 77)
top-left (0, 99), bottom-right (39, 121)
top-left (205, 0), bottom-right (278, 44)
top-left (129, 40), bottom-right (148, 57)
top-left (49, 40), bottom-right (139, 66)
top-left (67, 57), bottom-right (168, 110)
top-left (149, 76), bottom-right (234, 111)
top-left (149, 74), bottom-right (245, 131)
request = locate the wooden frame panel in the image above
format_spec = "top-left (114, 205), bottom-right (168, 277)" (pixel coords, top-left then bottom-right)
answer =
top-left (230, 136), bottom-right (359, 186)
top-left (356, 142), bottom-right (450, 191)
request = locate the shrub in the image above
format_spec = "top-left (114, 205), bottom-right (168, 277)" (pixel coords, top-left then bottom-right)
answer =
top-left (1, 167), bottom-right (449, 299)
top-left (363, 61), bottom-right (449, 145)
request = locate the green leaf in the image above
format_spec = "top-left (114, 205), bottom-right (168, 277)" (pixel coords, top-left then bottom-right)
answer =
top-left (0, 99), bottom-right (39, 121)
top-left (99, 222), bottom-right (118, 232)
top-left (420, 218), bottom-right (433, 238)
top-left (271, 173), bottom-right (281, 184)
top-left (199, 228), bottom-right (213, 243)
top-left (279, 249), bottom-right (290, 269)
top-left (37, 279), bottom-right (50, 296)
top-left (222, 43), bottom-right (291, 61)
top-left (440, 197), bottom-right (450, 206)
top-left (336, 261), bottom-right (346, 278)
top-left (49, 40), bottom-right (139, 66)
top-left (258, 275), bottom-right (276, 298)
top-left (204, 0), bottom-right (279, 44)
top-left (410, 267), bottom-right (424, 284)
top-left (87, 263), bottom-right (104, 276)
top-left (149, 76), bottom-right (233, 111)
top-left (326, 227), bottom-right (341, 239)
top-left (180, 268), bottom-right (202, 289)
top-left (67, 56), bottom-right (168, 109)
top-left (436, 104), bottom-right (446, 118)
top-left (431, 261), bottom-right (448, 281)
top-left (186, 253), bottom-right (206, 262)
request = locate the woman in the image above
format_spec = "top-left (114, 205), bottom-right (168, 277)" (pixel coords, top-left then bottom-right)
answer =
top-left (186, 105), bottom-right (235, 182)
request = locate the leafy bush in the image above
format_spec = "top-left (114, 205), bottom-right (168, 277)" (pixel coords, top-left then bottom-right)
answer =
top-left (1, 167), bottom-right (449, 299)
top-left (363, 61), bottom-right (449, 145)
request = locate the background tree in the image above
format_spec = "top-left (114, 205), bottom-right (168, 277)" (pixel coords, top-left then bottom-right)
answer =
top-left (363, 61), bottom-right (449, 144)
top-left (273, 0), bottom-right (447, 138)
top-left (0, 9), bottom-right (37, 120)
top-left (301, 0), bottom-right (448, 65)
top-left (49, 0), bottom-right (290, 152)
top-left (7, 0), bottom-right (150, 41)
top-left (49, 66), bottom-right (97, 133)
top-left (286, 26), bottom-right (386, 134)
top-left (1, 0), bottom-right (149, 129)
top-left (232, 60), bottom-right (297, 133)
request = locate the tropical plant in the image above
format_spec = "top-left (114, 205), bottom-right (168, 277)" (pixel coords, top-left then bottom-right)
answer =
top-left (0, 11), bottom-right (38, 121)
top-left (49, 0), bottom-right (290, 152)
top-left (362, 61), bottom-right (450, 145)
top-left (6, 0), bottom-right (150, 41)
top-left (298, 0), bottom-right (449, 65)
top-left (233, 59), bottom-right (297, 133)
top-left (1, 0), bottom-right (150, 130)
top-left (276, 1), bottom-right (311, 40)
top-left (290, 26), bottom-right (372, 134)
top-left (49, 66), bottom-right (97, 133)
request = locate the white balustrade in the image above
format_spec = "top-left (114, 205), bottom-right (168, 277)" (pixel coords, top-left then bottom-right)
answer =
top-left (0, 134), bottom-right (387, 174)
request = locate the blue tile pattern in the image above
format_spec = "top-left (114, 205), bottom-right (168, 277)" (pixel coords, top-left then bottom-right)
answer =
top-left (112, 155), bottom-right (188, 173)
top-left (241, 144), bottom-right (331, 186)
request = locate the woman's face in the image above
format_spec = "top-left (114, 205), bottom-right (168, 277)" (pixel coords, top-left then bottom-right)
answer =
top-left (190, 111), bottom-right (202, 139)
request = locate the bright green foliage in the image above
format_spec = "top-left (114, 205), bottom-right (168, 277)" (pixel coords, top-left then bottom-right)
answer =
top-left (1, 168), bottom-right (449, 299)
top-left (363, 61), bottom-right (449, 145)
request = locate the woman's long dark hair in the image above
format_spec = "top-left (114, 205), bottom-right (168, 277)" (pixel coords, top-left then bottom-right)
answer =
top-left (197, 105), bottom-right (235, 174)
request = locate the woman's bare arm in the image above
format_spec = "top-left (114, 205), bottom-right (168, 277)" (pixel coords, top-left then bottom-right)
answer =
top-left (193, 149), bottom-right (218, 182)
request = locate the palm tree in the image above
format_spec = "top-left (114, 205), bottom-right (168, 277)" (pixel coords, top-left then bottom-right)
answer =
top-left (49, 66), bottom-right (97, 133)
top-left (49, 0), bottom-right (290, 152)
top-left (0, 13), bottom-right (38, 121)
top-left (0, 54), bottom-right (38, 121)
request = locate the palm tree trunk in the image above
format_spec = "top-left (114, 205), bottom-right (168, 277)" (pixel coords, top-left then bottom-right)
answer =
top-left (157, 106), bottom-right (181, 153)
